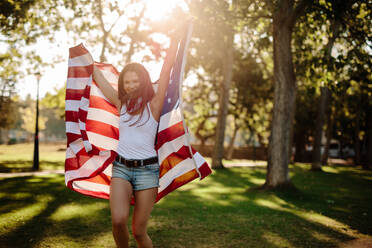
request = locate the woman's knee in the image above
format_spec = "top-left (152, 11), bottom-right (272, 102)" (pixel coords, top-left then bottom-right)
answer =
top-left (112, 215), bottom-right (129, 229)
top-left (133, 230), bottom-right (147, 242)
top-left (132, 223), bottom-right (147, 240)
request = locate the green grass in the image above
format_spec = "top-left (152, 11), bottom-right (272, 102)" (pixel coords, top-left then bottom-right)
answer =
top-left (0, 143), bottom-right (66, 172)
top-left (0, 143), bottom-right (371, 247)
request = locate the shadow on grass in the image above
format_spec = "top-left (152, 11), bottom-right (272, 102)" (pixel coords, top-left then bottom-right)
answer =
top-left (0, 175), bottom-right (114, 248)
top-left (282, 164), bottom-right (372, 235)
top-left (0, 165), bottom-right (370, 248)
top-left (0, 160), bottom-right (64, 172)
top-left (152, 166), bottom-right (362, 248)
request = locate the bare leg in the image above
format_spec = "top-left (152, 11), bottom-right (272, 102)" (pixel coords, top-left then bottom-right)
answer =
top-left (110, 178), bottom-right (133, 248)
top-left (132, 187), bottom-right (158, 248)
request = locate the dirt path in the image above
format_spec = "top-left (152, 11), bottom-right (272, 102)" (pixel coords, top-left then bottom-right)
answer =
top-left (339, 237), bottom-right (372, 248)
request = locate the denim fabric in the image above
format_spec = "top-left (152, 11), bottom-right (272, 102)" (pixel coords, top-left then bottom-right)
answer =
top-left (112, 160), bottom-right (160, 191)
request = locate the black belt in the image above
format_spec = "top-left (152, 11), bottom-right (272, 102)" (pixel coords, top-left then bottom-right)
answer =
top-left (115, 154), bottom-right (158, 168)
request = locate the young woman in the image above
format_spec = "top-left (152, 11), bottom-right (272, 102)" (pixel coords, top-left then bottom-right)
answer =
top-left (93, 31), bottom-right (181, 248)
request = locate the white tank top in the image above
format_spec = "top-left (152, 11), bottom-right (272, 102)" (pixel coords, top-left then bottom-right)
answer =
top-left (117, 102), bottom-right (158, 159)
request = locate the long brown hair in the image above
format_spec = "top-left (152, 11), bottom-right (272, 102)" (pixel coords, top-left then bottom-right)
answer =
top-left (118, 63), bottom-right (155, 126)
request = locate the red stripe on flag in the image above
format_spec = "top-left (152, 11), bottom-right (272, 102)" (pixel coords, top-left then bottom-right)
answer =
top-left (68, 66), bottom-right (93, 78)
top-left (89, 95), bottom-right (119, 114)
top-left (66, 133), bottom-right (82, 143)
top-left (69, 44), bottom-right (89, 59)
top-left (83, 86), bottom-right (91, 99)
top-left (198, 162), bottom-right (212, 179)
top-left (156, 121), bottom-right (185, 149)
top-left (65, 154), bottom-right (91, 171)
top-left (66, 89), bottom-right (86, 101)
top-left (85, 119), bottom-right (119, 139)
top-left (78, 109), bottom-right (88, 123)
top-left (65, 111), bottom-right (79, 122)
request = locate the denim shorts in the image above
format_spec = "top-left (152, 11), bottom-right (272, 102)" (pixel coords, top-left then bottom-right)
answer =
top-left (112, 160), bottom-right (160, 191)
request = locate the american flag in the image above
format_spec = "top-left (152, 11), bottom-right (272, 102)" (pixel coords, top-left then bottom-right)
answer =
top-left (65, 23), bottom-right (212, 202)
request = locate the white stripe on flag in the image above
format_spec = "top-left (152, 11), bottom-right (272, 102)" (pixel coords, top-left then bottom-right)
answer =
top-left (79, 120), bottom-right (86, 131)
top-left (80, 97), bottom-right (89, 111)
top-left (102, 163), bottom-right (113, 177)
top-left (66, 121), bottom-right (81, 135)
top-left (72, 180), bottom-right (110, 193)
top-left (68, 138), bottom-right (84, 155)
top-left (90, 84), bottom-right (110, 102)
top-left (83, 140), bottom-right (93, 152)
top-left (158, 152), bottom-right (206, 192)
top-left (100, 69), bottom-right (119, 85)
top-left (86, 131), bottom-right (118, 151)
top-left (65, 100), bottom-right (81, 112)
top-left (158, 108), bottom-right (183, 132)
top-left (65, 146), bottom-right (75, 159)
top-left (66, 77), bottom-right (90, 90)
top-left (157, 134), bottom-right (186, 163)
top-left (87, 108), bottom-right (119, 128)
top-left (65, 153), bottom-right (112, 182)
top-left (68, 53), bottom-right (93, 67)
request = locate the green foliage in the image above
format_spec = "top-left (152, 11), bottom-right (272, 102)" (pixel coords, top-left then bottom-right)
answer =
top-left (41, 86), bottom-right (66, 119)
top-left (18, 95), bottom-right (47, 134)
top-left (230, 51), bottom-right (272, 145)
top-left (292, 0), bottom-right (371, 151)
top-left (0, 96), bottom-right (18, 130)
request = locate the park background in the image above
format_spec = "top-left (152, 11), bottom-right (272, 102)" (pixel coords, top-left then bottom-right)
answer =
top-left (0, 0), bottom-right (371, 247)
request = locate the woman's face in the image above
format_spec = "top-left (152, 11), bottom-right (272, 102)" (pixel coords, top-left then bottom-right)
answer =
top-left (122, 71), bottom-right (140, 95)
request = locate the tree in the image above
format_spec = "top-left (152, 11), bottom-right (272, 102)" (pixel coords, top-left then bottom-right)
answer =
top-left (187, 0), bottom-right (240, 168)
top-left (311, 0), bottom-right (357, 171)
top-left (41, 86), bottom-right (66, 118)
top-left (263, 0), bottom-right (313, 188)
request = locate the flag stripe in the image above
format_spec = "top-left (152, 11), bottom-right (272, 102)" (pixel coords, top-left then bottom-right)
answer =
top-left (65, 27), bottom-right (211, 203)
top-left (66, 89), bottom-right (86, 101)
top-left (86, 131), bottom-right (118, 151)
top-left (67, 77), bottom-right (91, 90)
top-left (156, 121), bottom-right (185, 150)
top-left (85, 120), bottom-right (119, 138)
top-left (86, 108), bottom-right (119, 127)
top-left (68, 66), bottom-right (92, 78)
top-left (69, 44), bottom-right (90, 58)
top-left (89, 95), bottom-right (118, 113)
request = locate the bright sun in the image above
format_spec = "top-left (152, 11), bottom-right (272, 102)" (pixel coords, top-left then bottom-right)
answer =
top-left (144, 0), bottom-right (188, 21)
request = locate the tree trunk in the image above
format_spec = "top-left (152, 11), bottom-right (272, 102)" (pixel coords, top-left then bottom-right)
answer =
top-left (354, 111), bottom-right (361, 165)
top-left (312, 19), bottom-right (340, 170)
top-left (211, 32), bottom-right (234, 169)
top-left (312, 87), bottom-right (328, 170)
top-left (125, 6), bottom-right (145, 63)
top-left (264, 2), bottom-right (297, 188)
top-left (226, 125), bottom-right (239, 160)
top-left (100, 31), bottom-right (108, 62)
top-left (363, 114), bottom-right (372, 170)
top-left (322, 107), bottom-right (334, 165)
top-left (294, 127), bottom-right (306, 162)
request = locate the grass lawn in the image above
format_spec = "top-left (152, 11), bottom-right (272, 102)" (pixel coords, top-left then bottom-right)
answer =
top-left (0, 143), bottom-right (66, 172)
top-left (0, 143), bottom-right (371, 247)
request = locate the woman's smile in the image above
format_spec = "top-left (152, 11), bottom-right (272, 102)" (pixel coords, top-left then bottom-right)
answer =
top-left (123, 71), bottom-right (140, 94)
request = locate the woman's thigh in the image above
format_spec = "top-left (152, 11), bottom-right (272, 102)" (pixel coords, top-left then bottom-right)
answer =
top-left (110, 178), bottom-right (133, 223)
top-left (132, 187), bottom-right (158, 233)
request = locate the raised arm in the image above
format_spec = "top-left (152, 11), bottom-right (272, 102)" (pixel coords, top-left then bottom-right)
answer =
top-left (150, 35), bottom-right (181, 121)
top-left (93, 65), bottom-right (121, 112)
